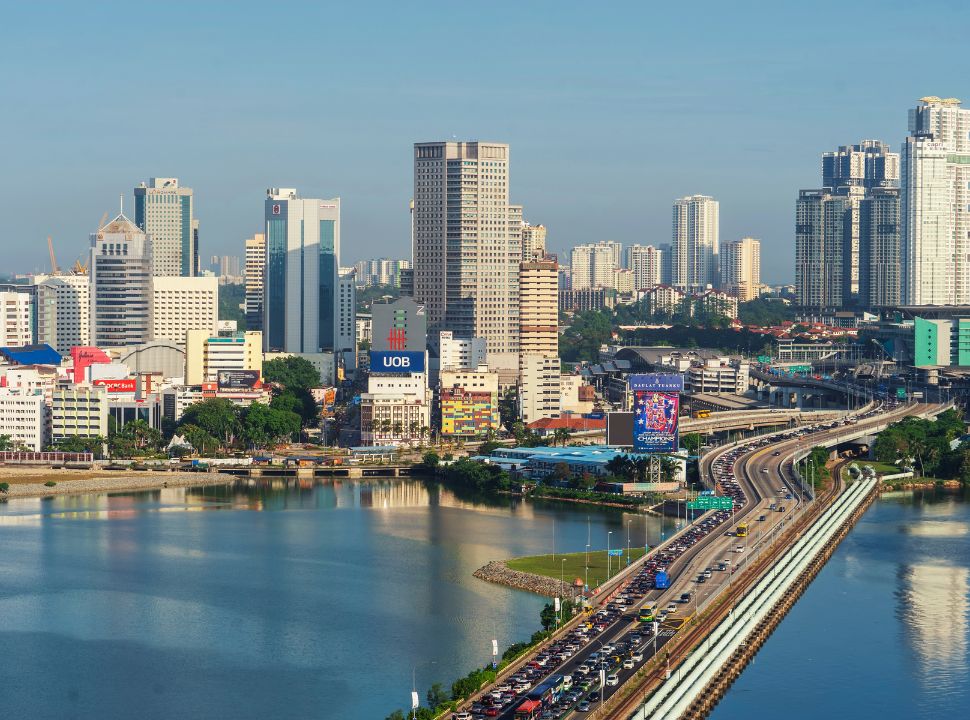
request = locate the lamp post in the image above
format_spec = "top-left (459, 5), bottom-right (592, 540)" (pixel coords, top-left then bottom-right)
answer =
top-left (585, 543), bottom-right (590, 598)
top-left (560, 557), bottom-right (567, 625)
top-left (627, 520), bottom-right (632, 567)
top-left (607, 531), bottom-right (613, 581)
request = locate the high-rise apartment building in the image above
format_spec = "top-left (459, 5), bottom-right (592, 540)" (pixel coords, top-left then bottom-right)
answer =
top-left (570, 242), bottom-right (617, 290)
top-left (244, 233), bottom-right (265, 332)
top-left (859, 188), bottom-right (902, 307)
top-left (823, 140), bottom-right (900, 190)
top-left (518, 257), bottom-right (560, 423)
top-left (672, 195), bottom-right (719, 291)
top-left (34, 274), bottom-right (90, 353)
top-left (901, 97), bottom-right (970, 305)
top-left (90, 214), bottom-right (152, 347)
top-left (412, 141), bottom-right (519, 355)
top-left (353, 258), bottom-right (411, 287)
top-left (658, 243), bottom-right (673, 285)
top-left (0, 291), bottom-right (32, 347)
top-left (625, 244), bottom-right (663, 290)
top-left (263, 189), bottom-right (340, 354)
top-left (521, 223), bottom-right (547, 260)
top-left (134, 178), bottom-right (196, 277)
top-left (795, 190), bottom-right (856, 308)
top-left (719, 238), bottom-right (761, 302)
top-left (150, 276), bottom-right (218, 344)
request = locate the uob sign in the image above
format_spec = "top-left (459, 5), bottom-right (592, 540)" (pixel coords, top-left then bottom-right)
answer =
top-left (370, 351), bottom-right (425, 373)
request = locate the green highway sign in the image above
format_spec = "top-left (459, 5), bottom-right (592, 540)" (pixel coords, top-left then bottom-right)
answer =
top-left (757, 355), bottom-right (772, 363)
top-left (896, 387), bottom-right (907, 400)
top-left (687, 495), bottom-right (734, 511)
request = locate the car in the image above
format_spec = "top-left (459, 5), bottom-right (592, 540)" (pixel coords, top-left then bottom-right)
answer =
top-left (735, 545), bottom-right (745, 553)
top-left (606, 674), bottom-right (619, 686)
top-left (758, 514), bottom-right (767, 521)
top-left (577, 664), bottom-right (591, 675)
top-left (623, 658), bottom-right (635, 669)
top-left (773, 451), bottom-right (781, 456)
top-left (680, 591), bottom-right (692, 602)
top-left (484, 709), bottom-right (499, 718)
top-left (760, 468), bottom-right (768, 473)
top-left (577, 702), bottom-right (592, 712)
top-left (453, 713), bottom-right (472, 720)
top-left (666, 603), bottom-right (678, 613)
top-left (703, 569), bottom-right (713, 578)
top-left (632, 651), bottom-right (644, 661)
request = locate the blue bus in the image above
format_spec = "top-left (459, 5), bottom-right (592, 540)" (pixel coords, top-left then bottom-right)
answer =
top-left (655, 570), bottom-right (671, 590)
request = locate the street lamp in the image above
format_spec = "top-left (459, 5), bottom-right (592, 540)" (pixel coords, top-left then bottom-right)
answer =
top-left (627, 520), bottom-right (632, 567)
top-left (560, 557), bottom-right (567, 625)
top-left (585, 543), bottom-right (590, 599)
top-left (607, 531), bottom-right (613, 580)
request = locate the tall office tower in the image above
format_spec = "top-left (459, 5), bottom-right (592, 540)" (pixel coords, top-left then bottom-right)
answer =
top-left (570, 242), bottom-right (617, 290)
top-left (521, 223), bottom-right (547, 260)
top-left (34, 274), bottom-right (90, 353)
top-left (658, 243), bottom-right (673, 285)
top-left (859, 188), bottom-right (902, 307)
top-left (263, 189), bottom-right (341, 354)
top-left (823, 140), bottom-right (900, 190)
top-left (412, 141), bottom-right (519, 354)
top-left (509, 205), bottom-right (523, 263)
top-left (150, 276), bottom-right (218, 343)
top-left (671, 195), bottom-right (719, 291)
top-left (336, 268), bottom-right (357, 375)
top-left (518, 258), bottom-right (560, 422)
top-left (625, 244), bottom-right (663, 290)
top-left (795, 190), bottom-right (857, 308)
top-left (216, 255), bottom-right (241, 277)
top-left (134, 178), bottom-right (195, 277)
top-left (244, 233), bottom-right (266, 331)
top-left (90, 214), bottom-right (152, 346)
top-left (901, 97), bottom-right (970, 304)
top-left (719, 238), bottom-right (761, 302)
top-left (0, 291), bottom-right (32, 346)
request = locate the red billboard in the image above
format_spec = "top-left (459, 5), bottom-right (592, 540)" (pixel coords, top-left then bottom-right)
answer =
top-left (93, 378), bottom-right (136, 393)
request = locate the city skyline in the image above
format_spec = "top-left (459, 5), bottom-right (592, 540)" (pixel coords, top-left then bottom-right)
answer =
top-left (3, 3), bottom-right (969, 283)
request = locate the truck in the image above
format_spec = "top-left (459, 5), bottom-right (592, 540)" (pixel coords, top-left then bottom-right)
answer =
top-left (654, 570), bottom-right (671, 590)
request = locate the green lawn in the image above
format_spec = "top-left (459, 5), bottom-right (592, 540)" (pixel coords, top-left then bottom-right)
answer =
top-left (506, 547), bottom-right (648, 589)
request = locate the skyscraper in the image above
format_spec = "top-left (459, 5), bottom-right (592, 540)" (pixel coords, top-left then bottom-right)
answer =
top-left (823, 140), bottom-right (900, 190)
top-left (859, 188), bottom-right (902, 307)
top-left (33, 274), bottom-right (90, 353)
top-left (263, 189), bottom-right (341, 354)
top-left (90, 214), bottom-right (152, 346)
top-left (518, 258), bottom-right (560, 423)
top-left (412, 141), bottom-right (519, 355)
top-left (569, 242), bottom-right (616, 290)
top-left (901, 97), bottom-right (970, 305)
top-left (672, 195), bottom-right (719, 291)
top-left (521, 223), bottom-right (547, 260)
top-left (795, 190), bottom-right (854, 308)
top-left (244, 233), bottom-right (265, 332)
top-left (719, 238), bottom-right (761, 302)
top-left (625, 244), bottom-right (663, 290)
top-left (134, 178), bottom-right (196, 277)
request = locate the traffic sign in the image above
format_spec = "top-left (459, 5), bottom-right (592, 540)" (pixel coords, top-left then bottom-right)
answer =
top-left (608, 549), bottom-right (624, 557)
top-left (687, 495), bottom-right (734, 510)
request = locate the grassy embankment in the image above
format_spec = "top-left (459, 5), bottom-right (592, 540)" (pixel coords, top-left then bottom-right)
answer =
top-left (506, 547), bottom-right (648, 589)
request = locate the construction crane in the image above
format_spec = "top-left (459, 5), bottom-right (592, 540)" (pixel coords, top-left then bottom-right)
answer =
top-left (47, 236), bottom-right (59, 274)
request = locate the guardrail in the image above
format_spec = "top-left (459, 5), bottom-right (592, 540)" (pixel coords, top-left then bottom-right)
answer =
top-left (631, 478), bottom-right (877, 719)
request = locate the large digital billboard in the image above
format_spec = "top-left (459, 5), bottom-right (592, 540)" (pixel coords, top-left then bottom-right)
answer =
top-left (369, 350), bottom-right (425, 374)
top-left (633, 391), bottom-right (680, 452)
top-left (628, 374), bottom-right (685, 392)
top-left (217, 370), bottom-right (261, 389)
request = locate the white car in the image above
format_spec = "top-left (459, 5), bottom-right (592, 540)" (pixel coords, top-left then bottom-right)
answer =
top-left (735, 545), bottom-right (745, 553)
top-left (606, 674), bottom-right (620, 687)
top-left (622, 658), bottom-right (635, 669)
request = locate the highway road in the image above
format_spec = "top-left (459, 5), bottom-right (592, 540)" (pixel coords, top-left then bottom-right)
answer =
top-left (461, 401), bottom-right (941, 720)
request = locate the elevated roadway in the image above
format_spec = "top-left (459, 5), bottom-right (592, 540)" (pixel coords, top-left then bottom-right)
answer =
top-left (455, 401), bottom-right (948, 720)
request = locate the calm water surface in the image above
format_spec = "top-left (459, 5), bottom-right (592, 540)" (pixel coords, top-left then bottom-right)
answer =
top-left (710, 487), bottom-right (970, 720)
top-left (0, 480), bottom-right (668, 719)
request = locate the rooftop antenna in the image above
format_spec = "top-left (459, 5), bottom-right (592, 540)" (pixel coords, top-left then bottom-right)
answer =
top-left (119, 194), bottom-right (124, 216)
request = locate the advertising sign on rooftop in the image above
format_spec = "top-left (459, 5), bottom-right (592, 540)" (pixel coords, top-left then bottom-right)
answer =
top-left (217, 370), bottom-right (260, 389)
top-left (633, 390), bottom-right (679, 453)
top-left (628, 374), bottom-right (685, 393)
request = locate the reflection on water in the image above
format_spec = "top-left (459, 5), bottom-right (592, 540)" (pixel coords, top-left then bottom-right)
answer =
top-left (711, 486), bottom-right (970, 720)
top-left (898, 564), bottom-right (969, 691)
top-left (0, 478), bottom-right (662, 720)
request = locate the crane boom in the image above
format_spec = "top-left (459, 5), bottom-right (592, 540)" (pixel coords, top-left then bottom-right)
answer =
top-left (47, 236), bottom-right (59, 274)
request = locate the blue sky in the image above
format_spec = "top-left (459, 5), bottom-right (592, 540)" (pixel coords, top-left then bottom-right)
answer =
top-left (1, 0), bottom-right (966, 282)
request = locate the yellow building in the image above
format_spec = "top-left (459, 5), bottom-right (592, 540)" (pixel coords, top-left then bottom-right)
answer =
top-left (185, 330), bottom-right (262, 385)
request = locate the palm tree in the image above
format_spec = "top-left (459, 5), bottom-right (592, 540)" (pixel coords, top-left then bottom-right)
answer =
top-left (392, 420), bottom-right (404, 438)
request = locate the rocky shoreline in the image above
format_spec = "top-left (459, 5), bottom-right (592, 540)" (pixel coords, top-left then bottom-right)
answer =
top-left (0, 472), bottom-right (232, 500)
top-left (473, 560), bottom-right (568, 597)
